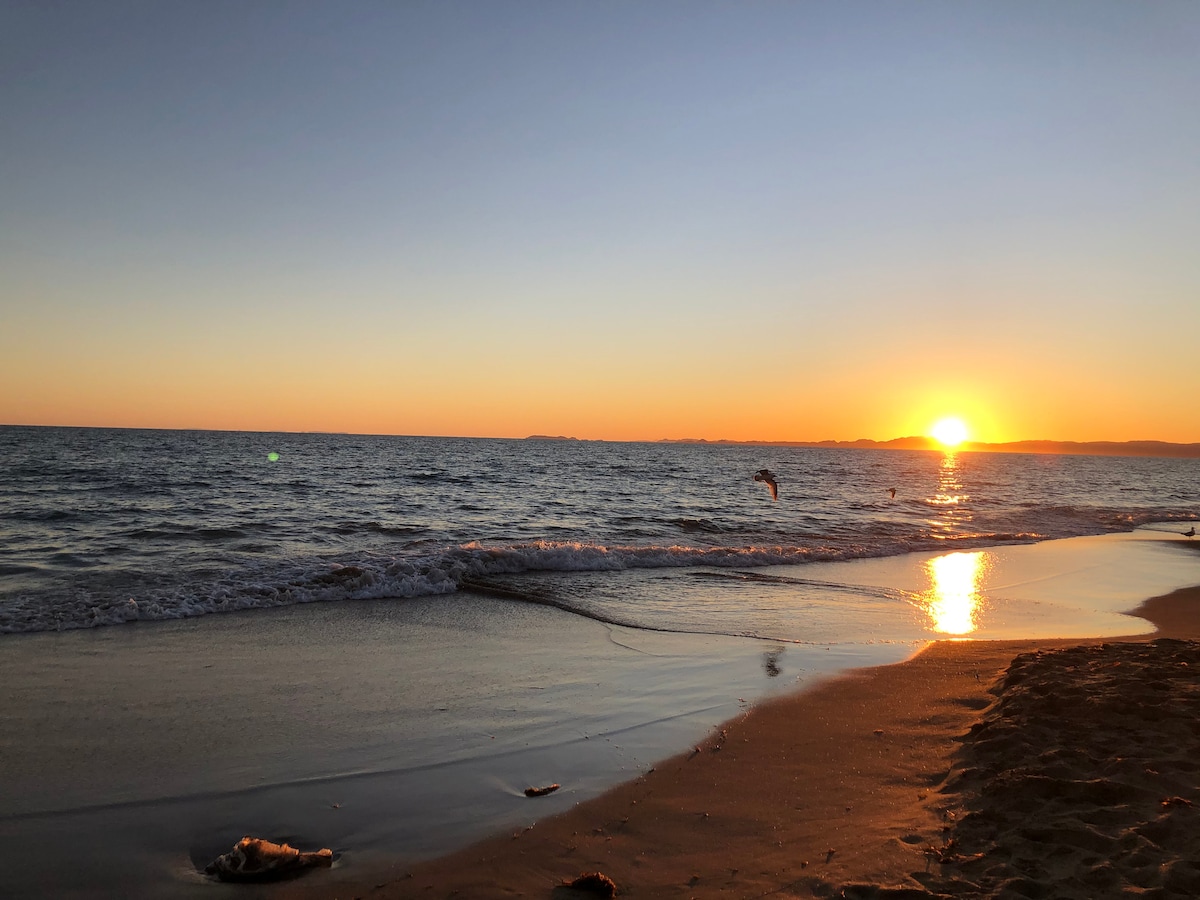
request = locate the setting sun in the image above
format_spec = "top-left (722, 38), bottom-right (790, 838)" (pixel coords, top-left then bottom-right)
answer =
top-left (930, 417), bottom-right (970, 448)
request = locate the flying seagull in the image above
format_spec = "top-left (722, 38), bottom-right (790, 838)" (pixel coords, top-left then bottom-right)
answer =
top-left (754, 469), bottom-right (779, 501)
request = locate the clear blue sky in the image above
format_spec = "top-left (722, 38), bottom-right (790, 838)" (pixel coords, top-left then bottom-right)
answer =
top-left (3, 1), bottom-right (1198, 441)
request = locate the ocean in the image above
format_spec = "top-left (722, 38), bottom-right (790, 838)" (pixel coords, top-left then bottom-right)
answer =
top-left (2, 425), bottom-right (1199, 897)
top-left (2, 426), bottom-right (1196, 636)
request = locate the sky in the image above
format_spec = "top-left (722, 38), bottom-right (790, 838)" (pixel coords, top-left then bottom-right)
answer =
top-left (2, 1), bottom-right (1198, 443)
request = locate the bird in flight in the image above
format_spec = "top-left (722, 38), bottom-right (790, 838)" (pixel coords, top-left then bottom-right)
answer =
top-left (754, 469), bottom-right (779, 501)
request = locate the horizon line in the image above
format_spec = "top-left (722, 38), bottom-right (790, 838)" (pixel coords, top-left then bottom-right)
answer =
top-left (3, 422), bottom-right (1199, 456)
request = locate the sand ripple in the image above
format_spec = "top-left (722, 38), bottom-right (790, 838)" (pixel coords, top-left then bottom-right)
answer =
top-left (914, 638), bottom-right (1200, 899)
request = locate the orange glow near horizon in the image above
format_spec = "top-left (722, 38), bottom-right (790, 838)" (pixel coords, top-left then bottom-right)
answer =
top-left (4, 360), bottom-right (1199, 444)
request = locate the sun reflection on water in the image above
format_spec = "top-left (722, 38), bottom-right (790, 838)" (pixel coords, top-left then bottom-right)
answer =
top-left (921, 550), bottom-right (990, 635)
top-left (927, 451), bottom-right (973, 539)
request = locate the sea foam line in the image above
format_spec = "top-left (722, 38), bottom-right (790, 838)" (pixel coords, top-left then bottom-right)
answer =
top-left (0, 534), bottom-right (1043, 635)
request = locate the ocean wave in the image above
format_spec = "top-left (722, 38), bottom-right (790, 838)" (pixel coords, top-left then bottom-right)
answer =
top-left (3, 429), bottom-right (1198, 637)
top-left (673, 518), bottom-right (725, 534)
top-left (324, 521), bottom-right (426, 537)
top-left (0, 533), bottom-right (1046, 634)
top-left (0, 564), bottom-right (43, 576)
top-left (5, 508), bottom-right (80, 523)
top-left (3, 512), bottom-right (1195, 637)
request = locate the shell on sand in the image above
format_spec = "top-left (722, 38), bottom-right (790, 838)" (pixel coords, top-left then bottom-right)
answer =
top-left (204, 836), bottom-right (333, 883)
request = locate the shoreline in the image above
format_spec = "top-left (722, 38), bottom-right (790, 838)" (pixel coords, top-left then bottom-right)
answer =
top-left (3, 535), bottom-right (1197, 898)
top-left (282, 551), bottom-right (1200, 899)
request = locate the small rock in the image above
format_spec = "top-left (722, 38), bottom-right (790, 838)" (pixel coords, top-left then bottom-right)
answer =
top-left (562, 871), bottom-right (617, 897)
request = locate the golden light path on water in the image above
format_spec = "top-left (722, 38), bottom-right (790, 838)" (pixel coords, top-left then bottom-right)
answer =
top-left (920, 550), bottom-right (990, 635)
top-left (917, 450), bottom-right (992, 634)
top-left (926, 451), bottom-right (971, 539)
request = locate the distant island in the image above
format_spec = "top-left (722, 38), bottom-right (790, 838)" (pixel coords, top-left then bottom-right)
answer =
top-left (659, 436), bottom-right (1200, 459)
top-left (525, 435), bottom-right (580, 441)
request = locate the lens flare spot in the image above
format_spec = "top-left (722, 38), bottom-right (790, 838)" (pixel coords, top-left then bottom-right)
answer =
top-left (267, 451), bottom-right (280, 462)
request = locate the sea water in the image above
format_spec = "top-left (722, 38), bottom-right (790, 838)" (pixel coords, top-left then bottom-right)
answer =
top-left (2, 425), bottom-right (1196, 635)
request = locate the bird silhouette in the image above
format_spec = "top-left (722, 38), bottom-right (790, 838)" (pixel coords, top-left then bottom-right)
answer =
top-left (888, 487), bottom-right (896, 499)
top-left (754, 469), bottom-right (779, 501)
top-left (1185, 526), bottom-right (1196, 538)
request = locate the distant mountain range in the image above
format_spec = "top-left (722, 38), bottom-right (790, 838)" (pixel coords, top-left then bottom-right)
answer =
top-left (524, 433), bottom-right (1200, 457)
top-left (659, 436), bottom-right (1200, 458)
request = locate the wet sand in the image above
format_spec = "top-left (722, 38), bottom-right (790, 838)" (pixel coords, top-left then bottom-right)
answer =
top-left (280, 542), bottom-right (1200, 899)
top-left (0, 592), bottom-right (900, 899)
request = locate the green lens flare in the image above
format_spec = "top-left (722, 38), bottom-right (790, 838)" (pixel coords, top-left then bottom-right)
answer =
top-left (267, 452), bottom-right (280, 462)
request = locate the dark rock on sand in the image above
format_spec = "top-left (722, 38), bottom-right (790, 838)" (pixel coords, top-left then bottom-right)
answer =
top-left (556, 871), bottom-right (618, 897)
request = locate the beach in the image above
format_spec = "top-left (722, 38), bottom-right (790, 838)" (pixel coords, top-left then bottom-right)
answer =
top-left (5, 534), bottom-right (1195, 899)
top-left (6, 3), bottom-right (1200, 893)
top-left (276, 542), bottom-right (1200, 900)
top-left (5, 0), bottom-right (1200, 892)
top-left (2, 429), bottom-right (1198, 898)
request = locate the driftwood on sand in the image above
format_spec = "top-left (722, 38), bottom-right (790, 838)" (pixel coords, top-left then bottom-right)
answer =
top-left (204, 836), bottom-right (333, 883)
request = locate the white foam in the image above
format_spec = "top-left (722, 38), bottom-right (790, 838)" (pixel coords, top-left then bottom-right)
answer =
top-left (2, 522), bottom-right (1195, 635)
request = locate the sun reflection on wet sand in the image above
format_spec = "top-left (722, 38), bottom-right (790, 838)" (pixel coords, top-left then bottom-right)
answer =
top-left (922, 550), bottom-right (990, 635)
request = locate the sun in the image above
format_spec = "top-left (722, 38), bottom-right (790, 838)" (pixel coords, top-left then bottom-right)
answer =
top-left (930, 417), bottom-right (970, 448)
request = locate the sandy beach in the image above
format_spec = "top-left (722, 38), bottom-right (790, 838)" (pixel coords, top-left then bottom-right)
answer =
top-left (276, 542), bottom-right (1200, 899)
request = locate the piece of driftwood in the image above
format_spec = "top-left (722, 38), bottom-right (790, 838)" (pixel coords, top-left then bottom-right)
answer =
top-left (524, 783), bottom-right (560, 797)
top-left (204, 836), bottom-right (333, 882)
